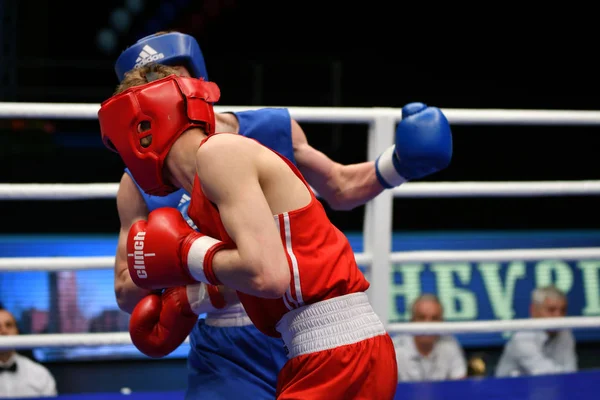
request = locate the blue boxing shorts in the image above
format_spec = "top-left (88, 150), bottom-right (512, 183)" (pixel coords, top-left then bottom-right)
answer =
top-left (186, 318), bottom-right (288, 400)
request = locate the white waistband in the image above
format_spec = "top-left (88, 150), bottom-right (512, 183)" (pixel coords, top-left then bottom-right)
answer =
top-left (205, 303), bottom-right (253, 327)
top-left (275, 292), bottom-right (386, 359)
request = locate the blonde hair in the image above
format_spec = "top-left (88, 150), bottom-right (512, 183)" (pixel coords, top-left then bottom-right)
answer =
top-left (153, 30), bottom-right (179, 36)
top-left (114, 63), bottom-right (182, 95)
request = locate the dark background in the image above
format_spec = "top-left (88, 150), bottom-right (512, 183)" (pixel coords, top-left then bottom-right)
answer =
top-left (1, 0), bottom-right (599, 394)
top-left (3, 0), bottom-right (600, 235)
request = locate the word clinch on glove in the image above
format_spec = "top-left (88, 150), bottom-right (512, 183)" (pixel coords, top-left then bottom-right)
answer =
top-left (127, 207), bottom-right (228, 290)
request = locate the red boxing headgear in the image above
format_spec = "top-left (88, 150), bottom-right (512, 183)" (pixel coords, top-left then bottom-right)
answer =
top-left (98, 75), bottom-right (220, 196)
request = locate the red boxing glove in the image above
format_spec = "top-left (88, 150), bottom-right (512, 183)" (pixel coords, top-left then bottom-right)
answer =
top-left (129, 287), bottom-right (197, 358)
top-left (129, 284), bottom-right (228, 358)
top-left (127, 207), bottom-right (228, 290)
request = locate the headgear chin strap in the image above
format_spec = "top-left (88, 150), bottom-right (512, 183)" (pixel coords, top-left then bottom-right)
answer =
top-left (115, 32), bottom-right (208, 82)
top-left (98, 75), bottom-right (221, 196)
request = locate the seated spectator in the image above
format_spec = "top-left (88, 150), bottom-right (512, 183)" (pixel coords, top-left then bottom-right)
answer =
top-left (393, 294), bottom-right (467, 382)
top-left (495, 285), bottom-right (577, 377)
top-left (0, 307), bottom-right (57, 398)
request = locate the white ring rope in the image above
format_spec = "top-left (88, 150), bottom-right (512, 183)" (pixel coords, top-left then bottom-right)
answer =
top-left (0, 184), bottom-right (120, 200)
top-left (2, 180), bottom-right (600, 200)
top-left (1, 247), bottom-right (599, 272)
top-left (0, 333), bottom-right (137, 350)
top-left (388, 247), bottom-right (600, 263)
top-left (385, 316), bottom-right (600, 335)
top-left (0, 256), bottom-right (117, 272)
top-left (0, 316), bottom-right (598, 351)
top-left (2, 103), bottom-right (600, 125)
top-left (392, 180), bottom-right (600, 198)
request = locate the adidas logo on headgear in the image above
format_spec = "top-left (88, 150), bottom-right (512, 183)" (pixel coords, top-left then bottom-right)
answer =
top-left (134, 45), bottom-right (165, 68)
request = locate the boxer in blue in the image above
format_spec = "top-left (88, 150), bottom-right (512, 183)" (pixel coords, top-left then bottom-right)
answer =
top-left (111, 31), bottom-right (452, 399)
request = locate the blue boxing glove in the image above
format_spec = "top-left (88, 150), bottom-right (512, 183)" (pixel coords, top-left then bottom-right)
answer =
top-left (375, 103), bottom-right (452, 188)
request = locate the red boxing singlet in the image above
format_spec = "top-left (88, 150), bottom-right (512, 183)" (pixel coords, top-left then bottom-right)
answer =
top-left (187, 135), bottom-right (370, 337)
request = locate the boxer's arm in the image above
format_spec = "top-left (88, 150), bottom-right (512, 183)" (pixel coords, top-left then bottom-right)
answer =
top-left (291, 120), bottom-right (384, 211)
top-left (115, 173), bottom-right (152, 313)
top-left (195, 135), bottom-right (290, 298)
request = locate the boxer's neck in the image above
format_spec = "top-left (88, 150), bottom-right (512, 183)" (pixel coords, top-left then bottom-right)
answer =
top-left (165, 128), bottom-right (208, 194)
top-left (215, 113), bottom-right (240, 134)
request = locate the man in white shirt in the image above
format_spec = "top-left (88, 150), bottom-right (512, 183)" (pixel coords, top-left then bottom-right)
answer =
top-left (495, 286), bottom-right (578, 377)
top-left (393, 294), bottom-right (467, 382)
top-left (0, 307), bottom-right (57, 398)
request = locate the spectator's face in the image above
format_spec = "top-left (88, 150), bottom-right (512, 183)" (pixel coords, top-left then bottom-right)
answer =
top-left (412, 299), bottom-right (443, 346)
top-left (531, 296), bottom-right (567, 318)
top-left (0, 311), bottom-right (18, 336)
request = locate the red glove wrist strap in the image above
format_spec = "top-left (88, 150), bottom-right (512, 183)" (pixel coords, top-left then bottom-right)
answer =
top-left (202, 241), bottom-right (228, 286)
top-left (206, 285), bottom-right (227, 309)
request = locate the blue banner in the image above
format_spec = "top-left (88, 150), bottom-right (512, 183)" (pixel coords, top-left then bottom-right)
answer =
top-left (352, 230), bottom-right (600, 347)
top-left (0, 230), bottom-right (598, 358)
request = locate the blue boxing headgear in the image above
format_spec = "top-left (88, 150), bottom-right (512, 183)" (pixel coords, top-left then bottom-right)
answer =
top-left (115, 32), bottom-right (208, 82)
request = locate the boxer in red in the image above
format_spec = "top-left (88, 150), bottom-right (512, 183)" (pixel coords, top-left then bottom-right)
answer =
top-left (99, 64), bottom-right (451, 399)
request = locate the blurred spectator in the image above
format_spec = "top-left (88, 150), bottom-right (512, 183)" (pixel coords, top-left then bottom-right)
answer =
top-left (0, 307), bottom-right (57, 398)
top-left (393, 294), bottom-right (467, 382)
top-left (495, 285), bottom-right (577, 377)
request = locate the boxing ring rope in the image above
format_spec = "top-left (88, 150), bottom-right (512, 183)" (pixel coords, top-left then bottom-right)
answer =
top-left (3, 102), bottom-right (600, 125)
top-left (2, 180), bottom-right (600, 200)
top-left (1, 103), bottom-right (600, 351)
top-left (1, 316), bottom-right (600, 351)
top-left (2, 247), bottom-right (600, 272)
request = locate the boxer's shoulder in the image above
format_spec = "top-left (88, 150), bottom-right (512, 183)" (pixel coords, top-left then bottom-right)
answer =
top-left (195, 134), bottom-right (259, 179)
top-left (198, 133), bottom-right (262, 156)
